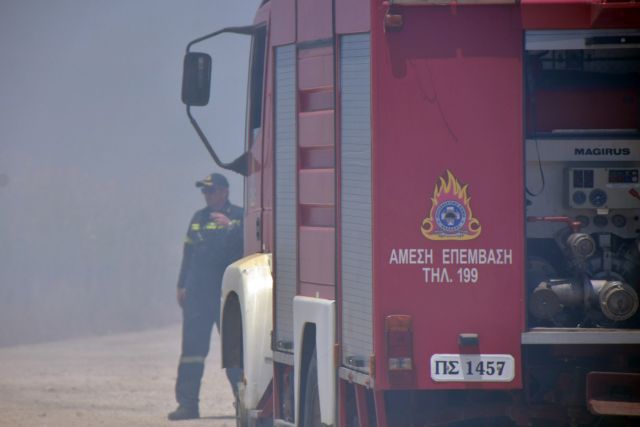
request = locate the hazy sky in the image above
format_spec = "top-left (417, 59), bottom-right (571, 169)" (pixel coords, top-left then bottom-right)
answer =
top-left (0, 0), bottom-right (260, 345)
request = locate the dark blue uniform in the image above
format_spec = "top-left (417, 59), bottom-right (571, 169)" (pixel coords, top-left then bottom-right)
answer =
top-left (174, 201), bottom-right (243, 409)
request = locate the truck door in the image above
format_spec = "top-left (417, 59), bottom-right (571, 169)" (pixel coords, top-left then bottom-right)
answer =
top-left (244, 26), bottom-right (268, 255)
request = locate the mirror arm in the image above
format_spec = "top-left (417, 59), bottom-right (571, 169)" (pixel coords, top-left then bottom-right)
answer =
top-left (186, 105), bottom-right (248, 176)
top-left (186, 25), bottom-right (258, 53)
top-left (184, 24), bottom-right (257, 177)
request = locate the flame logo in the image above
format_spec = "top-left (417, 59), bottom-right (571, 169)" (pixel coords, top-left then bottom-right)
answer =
top-left (421, 170), bottom-right (481, 241)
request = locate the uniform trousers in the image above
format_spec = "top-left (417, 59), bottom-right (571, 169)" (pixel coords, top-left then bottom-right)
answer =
top-left (175, 279), bottom-right (242, 408)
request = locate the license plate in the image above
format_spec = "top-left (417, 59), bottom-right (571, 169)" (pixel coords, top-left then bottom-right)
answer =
top-left (430, 354), bottom-right (515, 382)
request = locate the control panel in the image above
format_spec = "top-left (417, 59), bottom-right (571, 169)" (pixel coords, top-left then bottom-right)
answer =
top-left (568, 167), bottom-right (640, 209)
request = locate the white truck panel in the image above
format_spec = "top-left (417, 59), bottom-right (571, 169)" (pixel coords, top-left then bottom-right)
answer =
top-left (221, 253), bottom-right (273, 409)
top-left (293, 296), bottom-right (335, 427)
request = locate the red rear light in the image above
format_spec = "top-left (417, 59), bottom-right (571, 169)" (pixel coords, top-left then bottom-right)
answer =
top-left (385, 315), bottom-right (415, 386)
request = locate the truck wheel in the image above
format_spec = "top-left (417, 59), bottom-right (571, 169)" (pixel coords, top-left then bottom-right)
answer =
top-left (235, 378), bottom-right (249, 427)
top-left (302, 350), bottom-right (322, 427)
top-left (345, 388), bottom-right (359, 427)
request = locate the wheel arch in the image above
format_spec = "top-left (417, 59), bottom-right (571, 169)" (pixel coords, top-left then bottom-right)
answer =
top-left (293, 296), bottom-right (336, 426)
top-left (220, 253), bottom-right (273, 410)
top-left (221, 291), bottom-right (243, 369)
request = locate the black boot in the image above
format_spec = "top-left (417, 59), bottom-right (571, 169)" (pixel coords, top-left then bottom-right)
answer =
top-left (173, 363), bottom-right (203, 421)
top-left (168, 405), bottom-right (199, 421)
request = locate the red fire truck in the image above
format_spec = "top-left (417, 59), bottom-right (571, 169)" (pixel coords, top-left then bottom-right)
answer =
top-left (181, 0), bottom-right (640, 426)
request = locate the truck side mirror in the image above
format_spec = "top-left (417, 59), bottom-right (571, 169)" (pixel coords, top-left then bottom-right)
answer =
top-left (181, 52), bottom-right (212, 106)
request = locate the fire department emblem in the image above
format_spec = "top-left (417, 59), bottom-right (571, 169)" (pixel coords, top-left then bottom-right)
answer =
top-left (421, 170), bottom-right (481, 241)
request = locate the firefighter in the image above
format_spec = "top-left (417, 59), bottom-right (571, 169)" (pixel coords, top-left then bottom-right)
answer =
top-left (168, 172), bottom-right (243, 421)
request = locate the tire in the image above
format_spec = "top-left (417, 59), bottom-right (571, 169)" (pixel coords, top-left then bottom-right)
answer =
top-left (235, 378), bottom-right (249, 427)
top-left (302, 350), bottom-right (322, 427)
top-left (345, 385), bottom-right (359, 427)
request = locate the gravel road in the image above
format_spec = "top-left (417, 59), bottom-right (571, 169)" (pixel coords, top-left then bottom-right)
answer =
top-left (0, 325), bottom-right (236, 427)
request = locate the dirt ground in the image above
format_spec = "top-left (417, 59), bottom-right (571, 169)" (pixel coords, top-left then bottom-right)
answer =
top-left (0, 325), bottom-right (236, 427)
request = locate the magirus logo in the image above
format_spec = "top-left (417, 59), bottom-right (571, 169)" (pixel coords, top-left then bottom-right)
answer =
top-left (574, 147), bottom-right (631, 156)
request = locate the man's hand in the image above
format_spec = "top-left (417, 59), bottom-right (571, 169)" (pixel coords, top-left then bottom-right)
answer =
top-left (177, 288), bottom-right (187, 308)
top-left (210, 212), bottom-right (232, 228)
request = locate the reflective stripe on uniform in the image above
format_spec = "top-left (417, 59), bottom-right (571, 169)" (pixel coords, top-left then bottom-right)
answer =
top-left (180, 356), bottom-right (205, 364)
top-left (190, 223), bottom-right (201, 231)
top-left (204, 222), bottom-right (234, 230)
top-left (184, 236), bottom-right (194, 244)
top-left (204, 220), bottom-right (240, 230)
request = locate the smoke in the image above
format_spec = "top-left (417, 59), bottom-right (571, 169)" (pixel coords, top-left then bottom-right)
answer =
top-left (0, 0), bottom-right (258, 346)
